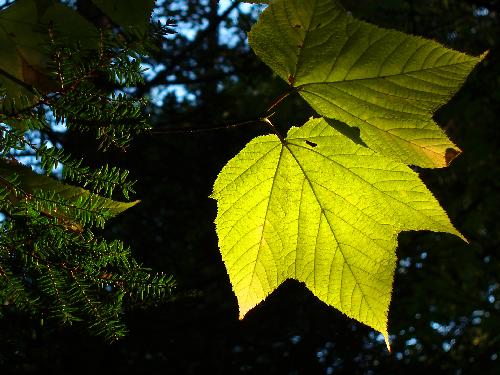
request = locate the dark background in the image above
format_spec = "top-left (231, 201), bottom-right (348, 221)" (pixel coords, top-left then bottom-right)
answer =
top-left (1, 0), bottom-right (499, 373)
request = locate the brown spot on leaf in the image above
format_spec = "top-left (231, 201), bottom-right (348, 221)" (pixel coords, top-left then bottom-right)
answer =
top-left (293, 24), bottom-right (301, 29)
top-left (287, 74), bottom-right (295, 85)
top-left (445, 147), bottom-right (461, 165)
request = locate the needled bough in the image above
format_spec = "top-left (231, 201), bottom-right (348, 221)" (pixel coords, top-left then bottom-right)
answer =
top-left (212, 118), bottom-right (464, 349)
top-left (0, 160), bottom-right (139, 228)
top-left (248, 0), bottom-right (486, 168)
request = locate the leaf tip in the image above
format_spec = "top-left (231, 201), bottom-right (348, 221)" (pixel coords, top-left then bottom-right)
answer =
top-left (237, 293), bottom-right (269, 321)
top-left (479, 50), bottom-right (490, 61)
top-left (384, 333), bottom-right (391, 352)
top-left (459, 233), bottom-right (470, 244)
top-left (448, 224), bottom-right (468, 244)
top-left (445, 226), bottom-right (468, 244)
top-left (238, 305), bottom-right (251, 320)
top-left (444, 147), bottom-right (461, 166)
top-left (123, 199), bottom-right (141, 210)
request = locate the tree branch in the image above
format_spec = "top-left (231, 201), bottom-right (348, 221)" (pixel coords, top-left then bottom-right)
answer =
top-left (136, 2), bottom-right (240, 95)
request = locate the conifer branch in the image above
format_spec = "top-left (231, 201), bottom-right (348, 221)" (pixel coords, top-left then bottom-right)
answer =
top-left (0, 5), bottom-right (177, 341)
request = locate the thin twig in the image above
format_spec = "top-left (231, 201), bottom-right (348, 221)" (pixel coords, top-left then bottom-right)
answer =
top-left (151, 85), bottom-right (297, 136)
top-left (265, 89), bottom-right (295, 114)
top-left (150, 118), bottom-right (264, 134)
top-left (137, 2), bottom-right (240, 94)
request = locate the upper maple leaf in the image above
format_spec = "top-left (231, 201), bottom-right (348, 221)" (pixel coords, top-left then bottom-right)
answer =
top-left (248, 0), bottom-right (486, 168)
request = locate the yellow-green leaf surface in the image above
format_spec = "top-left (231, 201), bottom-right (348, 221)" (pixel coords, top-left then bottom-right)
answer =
top-left (248, 0), bottom-right (486, 168)
top-left (212, 118), bottom-right (463, 344)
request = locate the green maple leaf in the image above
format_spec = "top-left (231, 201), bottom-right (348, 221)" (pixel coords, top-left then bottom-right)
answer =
top-left (212, 118), bottom-right (463, 346)
top-left (248, 0), bottom-right (486, 168)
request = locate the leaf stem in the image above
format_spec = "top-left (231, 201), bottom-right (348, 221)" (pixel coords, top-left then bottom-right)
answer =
top-left (265, 88), bottom-right (294, 114)
top-left (260, 114), bottom-right (285, 143)
top-left (149, 88), bottom-right (295, 137)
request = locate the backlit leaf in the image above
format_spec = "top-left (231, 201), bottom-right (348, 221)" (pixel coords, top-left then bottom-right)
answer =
top-left (248, 0), bottom-right (486, 167)
top-left (212, 117), bottom-right (463, 346)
